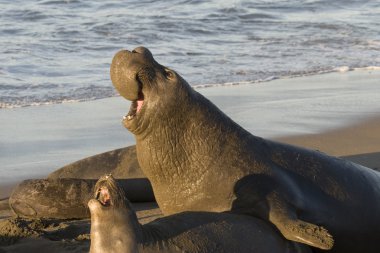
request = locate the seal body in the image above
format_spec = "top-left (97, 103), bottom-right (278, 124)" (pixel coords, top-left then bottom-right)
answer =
top-left (111, 47), bottom-right (380, 252)
top-left (88, 175), bottom-right (311, 253)
top-left (9, 178), bottom-right (154, 219)
top-left (9, 145), bottom-right (154, 218)
top-left (48, 146), bottom-right (144, 180)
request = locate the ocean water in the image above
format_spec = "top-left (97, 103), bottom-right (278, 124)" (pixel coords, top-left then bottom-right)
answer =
top-left (0, 0), bottom-right (379, 108)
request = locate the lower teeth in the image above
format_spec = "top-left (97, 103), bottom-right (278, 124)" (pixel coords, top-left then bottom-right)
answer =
top-left (123, 115), bottom-right (134, 120)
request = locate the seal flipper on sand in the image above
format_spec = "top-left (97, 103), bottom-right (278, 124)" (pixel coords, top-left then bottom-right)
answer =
top-left (231, 173), bottom-right (334, 250)
top-left (266, 192), bottom-right (334, 250)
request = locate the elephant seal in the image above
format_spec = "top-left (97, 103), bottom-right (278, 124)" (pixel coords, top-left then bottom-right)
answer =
top-left (110, 47), bottom-right (380, 252)
top-left (48, 145), bottom-right (144, 180)
top-left (8, 145), bottom-right (154, 218)
top-left (9, 178), bottom-right (154, 219)
top-left (89, 175), bottom-right (311, 253)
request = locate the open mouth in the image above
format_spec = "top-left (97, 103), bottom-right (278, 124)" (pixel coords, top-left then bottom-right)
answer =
top-left (123, 91), bottom-right (144, 121)
top-left (96, 187), bottom-right (111, 207)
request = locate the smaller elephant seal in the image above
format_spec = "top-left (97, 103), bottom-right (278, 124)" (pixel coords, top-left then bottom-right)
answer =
top-left (88, 175), bottom-right (311, 253)
top-left (48, 145), bottom-right (144, 180)
top-left (9, 178), bottom-right (154, 219)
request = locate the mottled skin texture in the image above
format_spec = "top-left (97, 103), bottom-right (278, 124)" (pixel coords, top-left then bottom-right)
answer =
top-left (9, 178), bottom-right (154, 219)
top-left (111, 47), bottom-right (380, 252)
top-left (8, 146), bottom-right (154, 219)
top-left (89, 175), bottom-right (311, 253)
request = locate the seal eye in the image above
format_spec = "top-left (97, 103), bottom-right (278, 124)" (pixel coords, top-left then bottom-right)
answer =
top-left (165, 69), bottom-right (174, 80)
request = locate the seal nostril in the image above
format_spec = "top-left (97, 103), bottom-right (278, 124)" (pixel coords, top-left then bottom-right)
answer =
top-left (132, 47), bottom-right (152, 58)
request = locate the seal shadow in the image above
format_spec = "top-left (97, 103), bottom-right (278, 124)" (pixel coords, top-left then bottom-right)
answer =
top-left (230, 173), bottom-right (337, 250)
top-left (230, 174), bottom-right (274, 220)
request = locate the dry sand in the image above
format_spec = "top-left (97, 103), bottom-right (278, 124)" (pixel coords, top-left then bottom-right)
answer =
top-left (275, 116), bottom-right (380, 171)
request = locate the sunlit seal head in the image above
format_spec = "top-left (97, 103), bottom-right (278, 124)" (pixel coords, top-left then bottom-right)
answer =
top-left (110, 46), bottom-right (193, 134)
top-left (88, 174), bottom-right (141, 253)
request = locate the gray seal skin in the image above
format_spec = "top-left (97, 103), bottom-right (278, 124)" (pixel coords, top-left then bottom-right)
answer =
top-left (110, 47), bottom-right (380, 252)
top-left (9, 178), bottom-right (154, 219)
top-left (89, 175), bottom-right (311, 253)
top-left (8, 145), bottom-right (155, 219)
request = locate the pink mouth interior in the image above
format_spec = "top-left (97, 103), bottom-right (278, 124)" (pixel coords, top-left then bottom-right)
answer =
top-left (137, 99), bottom-right (144, 113)
top-left (99, 187), bottom-right (111, 206)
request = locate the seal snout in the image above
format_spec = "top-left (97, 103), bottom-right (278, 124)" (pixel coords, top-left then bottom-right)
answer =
top-left (110, 48), bottom-right (153, 122)
top-left (131, 46), bottom-right (154, 59)
top-left (93, 174), bottom-right (127, 209)
top-left (110, 50), bottom-right (141, 102)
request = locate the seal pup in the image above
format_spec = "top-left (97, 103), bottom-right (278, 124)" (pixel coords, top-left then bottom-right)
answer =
top-left (110, 47), bottom-right (380, 252)
top-left (88, 175), bottom-right (311, 253)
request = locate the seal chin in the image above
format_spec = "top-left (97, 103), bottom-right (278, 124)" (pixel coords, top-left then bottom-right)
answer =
top-left (88, 198), bottom-right (103, 211)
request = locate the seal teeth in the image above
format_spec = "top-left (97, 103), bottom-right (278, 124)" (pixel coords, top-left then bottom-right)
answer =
top-left (123, 114), bottom-right (135, 121)
top-left (123, 100), bottom-right (138, 121)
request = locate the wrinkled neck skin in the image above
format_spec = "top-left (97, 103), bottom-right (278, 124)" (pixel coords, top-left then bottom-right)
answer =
top-left (89, 201), bottom-right (143, 253)
top-left (132, 78), bottom-right (265, 215)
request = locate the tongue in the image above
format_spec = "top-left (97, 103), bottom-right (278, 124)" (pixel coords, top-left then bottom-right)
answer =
top-left (136, 99), bottom-right (144, 113)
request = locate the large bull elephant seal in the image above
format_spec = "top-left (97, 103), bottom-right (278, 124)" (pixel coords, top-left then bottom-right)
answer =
top-left (110, 47), bottom-right (380, 252)
top-left (89, 175), bottom-right (311, 253)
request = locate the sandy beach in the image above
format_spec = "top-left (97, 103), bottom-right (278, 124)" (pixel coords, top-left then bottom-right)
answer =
top-left (276, 116), bottom-right (380, 171)
top-left (1, 69), bottom-right (380, 252)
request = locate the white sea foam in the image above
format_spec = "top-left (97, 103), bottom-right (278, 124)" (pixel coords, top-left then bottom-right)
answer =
top-left (334, 66), bottom-right (352, 73)
top-left (1, 65), bottom-right (379, 109)
top-left (194, 66), bottom-right (380, 91)
top-left (355, 66), bottom-right (380, 71)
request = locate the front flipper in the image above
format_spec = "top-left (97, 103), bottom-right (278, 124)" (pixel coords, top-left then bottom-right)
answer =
top-left (267, 192), bottom-right (334, 250)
